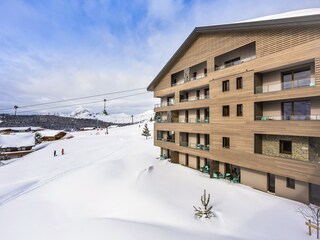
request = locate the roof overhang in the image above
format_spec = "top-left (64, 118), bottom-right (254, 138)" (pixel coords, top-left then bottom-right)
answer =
top-left (147, 14), bottom-right (320, 91)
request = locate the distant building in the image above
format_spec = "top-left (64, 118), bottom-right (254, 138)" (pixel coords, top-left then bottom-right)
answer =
top-left (40, 130), bottom-right (69, 141)
top-left (148, 12), bottom-right (320, 204)
top-left (0, 133), bottom-right (35, 160)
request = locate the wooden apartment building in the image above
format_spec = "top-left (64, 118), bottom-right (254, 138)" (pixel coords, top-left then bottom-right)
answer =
top-left (147, 13), bottom-right (320, 204)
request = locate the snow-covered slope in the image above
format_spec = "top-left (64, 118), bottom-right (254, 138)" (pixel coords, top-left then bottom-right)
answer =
top-left (69, 107), bottom-right (154, 124)
top-left (0, 123), bottom-right (311, 240)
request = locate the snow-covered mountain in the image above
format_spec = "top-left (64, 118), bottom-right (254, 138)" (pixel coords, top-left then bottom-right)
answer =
top-left (69, 107), bottom-right (154, 124)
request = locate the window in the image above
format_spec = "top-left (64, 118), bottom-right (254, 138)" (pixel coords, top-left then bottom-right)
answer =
top-left (286, 178), bottom-right (295, 189)
top-left (222, 137), bottom-right (230, 148)
top-left (280, 140), bottom-right (292, 154)
top-left (236, 77), bottom-right (243, 89)
top-left (282, 68), bottom-right (311, 90)
top-left (204, 88), bottom-right (209, 98)
top-left (237, 104), bottom-right (243, 117)
top-left (196, 90), bottom-right (200, 99)
top-left (282, 100), bottom-right (311, 120)
top-left (222, 80), bottom-right (229, 92)
top-left (224, 57), bottom-right (241, 67)
top-left (222, 105), bottom-right (230, 117)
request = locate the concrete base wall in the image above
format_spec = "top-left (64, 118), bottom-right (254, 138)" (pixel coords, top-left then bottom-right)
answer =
top-left (188, 155), bottom-right (198, 169)
top-left (241, 168), bottom-right (268, 192)
top-left (275, 176), bottom-right (309, 204)
top-left (179, 153), bottom-right (186, 165)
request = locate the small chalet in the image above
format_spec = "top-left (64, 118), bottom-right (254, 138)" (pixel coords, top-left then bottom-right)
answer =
top-left (0, 133), bottom-right (35, 160)
top-left (40, 130), bottom-right (70, 141)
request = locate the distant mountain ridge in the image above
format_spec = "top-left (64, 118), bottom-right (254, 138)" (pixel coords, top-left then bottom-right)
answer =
top-left (68, 107), bottom-right (154, 124)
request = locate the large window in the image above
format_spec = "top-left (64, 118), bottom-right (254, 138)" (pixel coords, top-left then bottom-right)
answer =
top-left (236, 77), bottom-right (243, 89)
top-left (222, 105), bottom-right (230, 117)
top-left (282, 68), bottom-right (311, 90)
top-left (280, 140), bottom-right (292, 155)
top-left (222, 137), bottom-right (230, 148)
top-left (237, 104), bottom-right (243, 117)
top-left (282, 100), bottom-right (311, 120)
top-left (222, 80), bottom-right (229, 92)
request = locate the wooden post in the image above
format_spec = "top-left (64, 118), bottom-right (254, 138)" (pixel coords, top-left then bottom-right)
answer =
top-left (308, 220), bottom-right (312, 236)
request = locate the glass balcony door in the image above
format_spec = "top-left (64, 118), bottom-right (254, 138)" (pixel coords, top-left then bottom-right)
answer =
top-left (282, 68), bottom-right (311, 90)
top-left (282, 100), bottom-right (311, 120)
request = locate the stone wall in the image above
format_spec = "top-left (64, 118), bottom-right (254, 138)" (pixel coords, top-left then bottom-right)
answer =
top-left (262, 135), bottom-right (309, 161)
top-left (309, 137), bottom-right (320, 163)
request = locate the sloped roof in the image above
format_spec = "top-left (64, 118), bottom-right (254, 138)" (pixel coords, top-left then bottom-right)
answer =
top-left (147, 10), bottom-right (320, 91)
top-left (0, 133), bottom-right (35, 148)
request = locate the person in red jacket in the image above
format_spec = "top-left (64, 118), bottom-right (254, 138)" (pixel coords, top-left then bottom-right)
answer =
top-left (61, 148), bottom-right (64, 155)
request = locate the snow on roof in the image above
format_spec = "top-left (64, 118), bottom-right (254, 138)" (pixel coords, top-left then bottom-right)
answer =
top-left (0, 127), bottom-right (44, 132)
top-left (241, 8), bottom-right (320, 23)
top-left (0, 127), bottom-right (31, 131)
top-left (0, 133), bottom-right (35, 148)
top-left (40, 130), bottom-right (65, 137)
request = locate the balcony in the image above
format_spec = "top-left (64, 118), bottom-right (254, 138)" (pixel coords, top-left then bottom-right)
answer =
top-left (214, 42), bottom-right (256, 71)
top-left (180, 94), bottom-right (209, 103)
top-left (254, 62), bottom-right (315, 94)
top-left (157, 138), bottom-right (175, 143)
top-left (157, 131), bottom-right (175, 143)
top-left (254, 134), bottom-right (320, 163)
top-left (255, 98), bottom-right (320, 121)
top-left (255, 77), bottom-right (315, 94)
top-left (154, 101), bottom-right (175, 109)
top-left (256, 115), bottom-right (320, 121)
top-left (180, 141), bottom-right (210, 151)
top-left (171, 62), bottom-right (207, 87)
top-left (156, 117), bottom-right (210, 124)
top-left (179, 118), bottom-right (210, 123)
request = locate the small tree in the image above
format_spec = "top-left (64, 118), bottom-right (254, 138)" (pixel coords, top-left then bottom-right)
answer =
top-left (141, 123), bottom-right (151, 139)
top-left (298, 204), bottom-right (320, 239)
top-left (34, 132), bottom-right (42, 145)
top-left (193, 189), bottom-right (214, 219)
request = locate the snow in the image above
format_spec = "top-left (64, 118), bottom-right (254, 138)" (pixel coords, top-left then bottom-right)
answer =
top-left (68, 107), bottom-right (154, 124)
top-left (241, 8), bottom-right (320, 23)
top-left (0, 133), bottom-right (35, 148)
top-left (0, 127), bottom-right (31, 132)
top-left (0, 123), bottom-right (311, 240)
top-left (40, 130), bottom-right (65, 137)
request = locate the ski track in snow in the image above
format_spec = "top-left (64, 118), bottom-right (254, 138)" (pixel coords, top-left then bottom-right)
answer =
top-left (0, 147), bottom-right (125, 207)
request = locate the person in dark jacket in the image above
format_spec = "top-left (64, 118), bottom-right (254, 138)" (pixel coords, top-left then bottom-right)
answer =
top-left (54, 150), bottom-right (57, 157)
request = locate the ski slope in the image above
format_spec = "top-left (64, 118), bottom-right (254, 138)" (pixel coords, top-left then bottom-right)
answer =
top-left (0, 122), bottom-right (311, 240)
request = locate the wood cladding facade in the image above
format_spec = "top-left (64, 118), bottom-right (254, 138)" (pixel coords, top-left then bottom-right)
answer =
top-left (150, 22), bottom-right (320, 202)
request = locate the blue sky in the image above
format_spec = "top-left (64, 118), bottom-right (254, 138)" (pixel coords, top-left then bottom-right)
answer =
top-left (1, 0), bottom-right (320, 115)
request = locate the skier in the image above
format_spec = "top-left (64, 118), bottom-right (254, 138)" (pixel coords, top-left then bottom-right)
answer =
top-left (61, 148), bottom-right (64, 155)
top-left (54, 150), bottom-right (57, 157)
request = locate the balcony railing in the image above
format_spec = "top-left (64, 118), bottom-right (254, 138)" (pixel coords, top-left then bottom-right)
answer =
top-left (154, 101), bottom-right (175, 108)
top-left (255, 78), bottom-right (315, 94)
top-left (189, 73), bottom-right (207, 81)
top-left (179, 118), bottom-right (210, 123)
top-left (171, 73), bottom-right (207, 87)
top-left (180, 95), bottom-right (209, 102)
top-left (215, 56), bottom-right (256, 71)
top-left (156, 117), bottom-right (209, 123)
top-left (256, 115), bottom-right (320, 121)
top-left (157, 138), bottom-right (175, 143)
top-left (180, 141), bottom-right (210, 151)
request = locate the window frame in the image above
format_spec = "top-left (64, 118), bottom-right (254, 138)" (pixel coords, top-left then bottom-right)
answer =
top-left (222, 80), bottom-right (230, 92)
top-left (286, 178), bottom-right (295, 189)
top-left (279, 140), bottom-right (292, 155)
top-left (237, 104), bottom-right (243, 117)
top-left (222, 105), bottom-right (230, 117)
top-left (222, 137), bottom-right (230, 148)
top-left (236, 77), bottom-right (243, 89)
